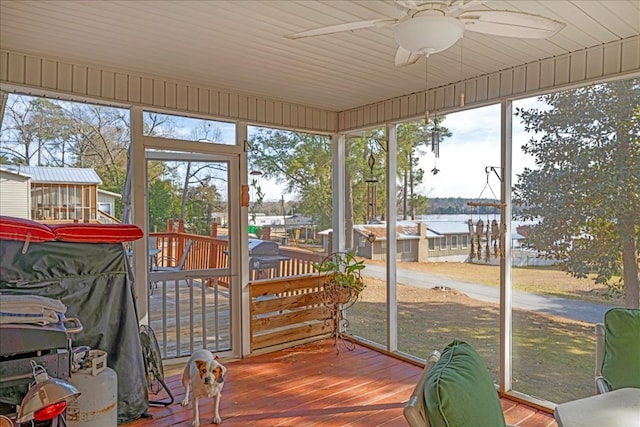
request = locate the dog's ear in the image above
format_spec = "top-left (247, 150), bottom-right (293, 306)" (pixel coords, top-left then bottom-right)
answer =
top-left (214, 365), bottom-right (226, 382)
top-left (195, 359), bottom-right (207, 377)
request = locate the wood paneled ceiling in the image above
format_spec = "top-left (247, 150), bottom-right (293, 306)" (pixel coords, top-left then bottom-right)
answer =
top-left (1, 0), bottom-right (638, 112)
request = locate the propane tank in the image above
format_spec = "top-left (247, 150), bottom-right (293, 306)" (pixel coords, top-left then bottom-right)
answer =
top-left (67, 350), bottom-right (118, 427)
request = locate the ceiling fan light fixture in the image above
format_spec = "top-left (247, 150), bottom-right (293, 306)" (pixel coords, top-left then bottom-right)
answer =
top-left (393, 15), bottom-right (464, 56)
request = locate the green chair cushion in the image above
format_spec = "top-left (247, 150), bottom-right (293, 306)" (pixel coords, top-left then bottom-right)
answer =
top-left (601, 308), bottom-right (640, 390)
top-left (424, 339), bottom-right (506, 427)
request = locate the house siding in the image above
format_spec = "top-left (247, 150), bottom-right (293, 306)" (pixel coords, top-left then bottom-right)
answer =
top-left (3, 36), bottom-right (638, 135)
top-left (338, 37), bottom-right (640, 132)
top-left (98, 191), bottom-right (119, 216)
top-left (0, 171), bottom-right (30, 218)
top-left (0, 50), bottom-right (338, 134)
top-left (426, 235), bottom-right (470, 259)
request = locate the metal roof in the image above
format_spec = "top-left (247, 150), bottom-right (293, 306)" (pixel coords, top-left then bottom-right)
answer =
top-left (355, 218), bottom-right (477, 240)
top-left (423, 220), bottom-right (470, 235)
top-left (11, 166), bottom-right (102, 185)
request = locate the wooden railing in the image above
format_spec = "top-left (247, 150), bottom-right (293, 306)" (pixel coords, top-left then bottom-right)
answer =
top-left (152, 232), bottom-right (228, 270)
top-left (278, 247), bottom-right (325, 276)
top-left (96, 209), bottom-right (120, 224)
top-left (148, 232), bottom-right (332, 352)
top-left (150, 232), bottom-right (325, 281)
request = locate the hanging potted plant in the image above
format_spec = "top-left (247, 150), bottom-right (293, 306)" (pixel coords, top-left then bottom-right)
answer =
top-left (314, 251), bottom-right (366, 309)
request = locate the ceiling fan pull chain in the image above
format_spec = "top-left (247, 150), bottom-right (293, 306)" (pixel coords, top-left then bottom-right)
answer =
top-left (459, 38), bottom-right (465, 107)
top-left (424, 56), bottom-right (429, 124)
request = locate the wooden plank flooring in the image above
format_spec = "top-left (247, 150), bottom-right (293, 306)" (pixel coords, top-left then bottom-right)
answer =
top-left (124, 340), bottom-right (557, 427)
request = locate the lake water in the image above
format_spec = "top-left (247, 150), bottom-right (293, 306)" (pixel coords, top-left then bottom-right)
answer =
top-left (416, 214), bottom-right (539, 228)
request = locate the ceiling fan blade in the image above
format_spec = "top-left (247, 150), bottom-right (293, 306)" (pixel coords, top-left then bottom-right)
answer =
top-left (285, 18), bottom-right (397, 39)
top-left (447, 0), bottom-right (488, 14)
top-left (395, 46), bottom-right (422, 67)
top-left (394, 0), bottom-right (422, 10)
top-left (394, 0), bottom-right (487, 14)
top-left (459, 10), bottom-right (566, 39)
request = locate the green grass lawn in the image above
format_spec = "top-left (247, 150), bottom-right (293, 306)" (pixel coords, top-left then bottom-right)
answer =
top-left (347, 274), bottom-right (597, 404)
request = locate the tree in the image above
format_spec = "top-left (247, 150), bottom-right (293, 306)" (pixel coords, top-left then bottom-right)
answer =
top-left (249, 121), bottom-right (452, 250)
top-left (513, 78), bottom-right (640, 308)
top-left (1, 94), bottom-right (139, 219)
top-left (249, 128), bottom-right (381, 250)
top-left (62, 103), bottom-right (130, 192)
top-left (249, 129), bottom-right (335, 230)
top-left (148, 177), bottom-right (178, 232)
top-left (345, 130), bottom-right (386, 248)
top-left (177, 123), bottom-right (225, 221)
top-left (185, 182), bottom-right (223, 235)
top-left (397, 118), bottom-right (451, 219)
top-left (0, 97), bottom-right (68, 165)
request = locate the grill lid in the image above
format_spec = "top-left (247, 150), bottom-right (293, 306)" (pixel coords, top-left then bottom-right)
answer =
top-left (248, 239), bottom-right (280, 255)
top-left (0, 322), bottom-right (69, 356)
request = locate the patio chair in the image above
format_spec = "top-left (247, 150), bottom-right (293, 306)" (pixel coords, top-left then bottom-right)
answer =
top-left (404, 339), bottom-right (513, 427)
top-left (403, 350), bottom-right (441, 427)
top-left (153, 239), bottom-right (193, 272)
top-left (145, 236), bottom-right (158, 268)
top-left (595, 307), bottom-right (640, 394)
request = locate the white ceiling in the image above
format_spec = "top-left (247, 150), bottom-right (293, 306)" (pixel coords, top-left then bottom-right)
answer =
top-left (1, 0), bottom-right (639, 112)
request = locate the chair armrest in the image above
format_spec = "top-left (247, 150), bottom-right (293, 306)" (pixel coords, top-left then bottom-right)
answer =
top-left (594, 323), bottom-right (608, 394)
top-left (595, 376), bottom-right (611, 394)
top-left (595, 323), bottom-right (604, 376)
top-left (403, 350), bottom-right (441, 427)
top-left (156, 255), bottom-right (178, 267)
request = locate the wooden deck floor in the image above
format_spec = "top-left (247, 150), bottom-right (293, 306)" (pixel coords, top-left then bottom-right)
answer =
top-left (149, 279), bottom-right (230, 358)
top-left (124, 340), bottom-right (557, 427)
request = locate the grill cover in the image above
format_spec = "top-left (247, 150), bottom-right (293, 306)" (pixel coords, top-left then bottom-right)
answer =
top-left (0, 240), bottom-right (147, 423)
top-left (247, 239), bottom-right (290, 278)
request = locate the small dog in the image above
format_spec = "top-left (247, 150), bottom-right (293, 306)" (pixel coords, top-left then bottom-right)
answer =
top-left (181, 349), bottom-right (226, 426)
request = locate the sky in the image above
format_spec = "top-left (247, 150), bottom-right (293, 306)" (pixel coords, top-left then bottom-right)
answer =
top-left (417, 100), bottom-right (539, 199)
top-left (2, 93), bottom-right (541, 202)
top-left (254, 98), bottom-right (541, 201)
top-left (168, 96), bottom-right (544, 202)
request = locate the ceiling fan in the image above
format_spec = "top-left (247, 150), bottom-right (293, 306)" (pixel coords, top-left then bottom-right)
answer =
top-left (285, 0), bottom-right (566, 67)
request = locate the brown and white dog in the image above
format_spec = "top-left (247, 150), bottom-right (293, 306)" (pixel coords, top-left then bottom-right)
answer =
top-left (181, 349), bottom-right (226, 426)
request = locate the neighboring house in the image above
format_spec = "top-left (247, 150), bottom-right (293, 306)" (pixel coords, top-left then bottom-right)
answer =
top-left (321, 219), bottom-right (532, 264)
top-left (318, 228), bottom-right (332, 253)
top-left (353, 222), bottom-right (421, 262)
top-left (0, 165), bottom-right (118, 224)
top-left (352, 221), bottom-right (470, 262)
top-left (250, 213), bottom-right (285, 227)
top-left (422, 221), bottom-right (471, 262)
top-left (211, 212), bottom-right (228, 228)
top-left (97, 189), bottom-right (122, 223)
top-left (0, 168), bottom-right (31, 218)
